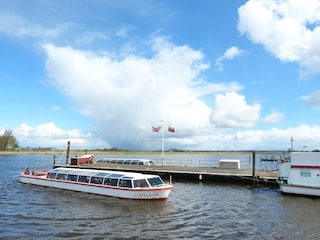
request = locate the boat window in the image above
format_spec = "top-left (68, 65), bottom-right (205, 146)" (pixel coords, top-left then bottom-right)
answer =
top-left (94, 172), bottom-right (110, 178)
top-left (104, 178), bottom-right (118, 186)
top-left (47, 172), bottom-right (56, 179)
top-left (118, 179), bottom-right (132, 188)
top-left (131, 160), bottom-right (139, 165)
top-left (78, 175), bottom-right (90, 183)
top-left (124, 160), bottom-right (131, 164)
top-left (300, 170), bottom-right (311, 177)
top-left (133, 179), bottom-right (149, 188)
top-left (67, 174), bottom-right (78, 181)
top-left (147, 177), bottom-right (163, 186)
top-left (109, 174), bottom-right (124, 178)
top-left (56, 173), bottom-right (67, 180)
top-left (91, 177), bottom-right (103, 184)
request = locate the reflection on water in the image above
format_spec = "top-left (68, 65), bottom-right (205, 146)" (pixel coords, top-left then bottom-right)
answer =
top-left (0, 154), bottom-right (319, 239)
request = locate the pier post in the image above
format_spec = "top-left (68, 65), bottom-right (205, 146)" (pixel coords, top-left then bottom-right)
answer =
top-left (252, 151), bottom-right (256, 185)
top-left (53, 154), bottom-right (56, 167)
top-left (66, 141), bottom-right (70, 165)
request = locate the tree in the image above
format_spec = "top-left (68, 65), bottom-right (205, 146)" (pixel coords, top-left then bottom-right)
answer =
top-left (0, 129), bottom-right (19, 151)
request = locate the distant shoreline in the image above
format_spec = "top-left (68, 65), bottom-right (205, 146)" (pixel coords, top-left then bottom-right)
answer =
top-left (0, 150), bottom-right (287, 156)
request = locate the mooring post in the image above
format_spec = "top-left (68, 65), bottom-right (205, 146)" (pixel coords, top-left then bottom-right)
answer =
top-left (66, 141), bottom-right (70, 165)
top-left (252, 151), bottom-right (256, 185)
top-left (53, 154), bottom-right (56, 167)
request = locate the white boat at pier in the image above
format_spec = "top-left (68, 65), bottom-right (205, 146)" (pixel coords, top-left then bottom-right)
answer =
top-left (20, 167), bottom-right (173, 200)
top-left (277, 152), bottom-right (320, 197)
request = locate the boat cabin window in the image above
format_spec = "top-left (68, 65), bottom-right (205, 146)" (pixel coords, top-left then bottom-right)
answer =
top-left (47, 172), bottom-right (56, 179)
top-left (300, 170), bottom-right (311, 177)
top-left (147, 177), bottom-right (163, 186)
top-left (104, 178), bottom-right (118, 186)
top-left (133, 179), bottom-right (149, 188)
top-left (91, 177), bottom-right (103, 184)
top-left (118, 179), bottom-right (132, 188)
top-left (56, 173), bottom-right (67, 180)
top-left (67, 174), bottom-right (78, 181)
top-left (78, 175), bottom-right (90, 183)
top-left (95, 158), bottom-right (153, 165)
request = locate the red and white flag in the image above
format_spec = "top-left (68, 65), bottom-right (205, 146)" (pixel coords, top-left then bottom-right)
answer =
top-left (152, 126), bottom-right (161, 132)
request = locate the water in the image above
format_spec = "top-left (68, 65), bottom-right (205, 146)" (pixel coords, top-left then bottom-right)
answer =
top-left (1, 154), bottom-right (319, 239)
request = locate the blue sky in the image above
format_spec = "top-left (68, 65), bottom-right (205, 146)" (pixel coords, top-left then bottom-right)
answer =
top-left (1, 0), bottom-right (320, 151)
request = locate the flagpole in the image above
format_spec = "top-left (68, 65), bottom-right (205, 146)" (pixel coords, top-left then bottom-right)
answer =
top-left (152, 120), bottom-right (174, 166)
top-left (161, 124), bottom-right (165, 165)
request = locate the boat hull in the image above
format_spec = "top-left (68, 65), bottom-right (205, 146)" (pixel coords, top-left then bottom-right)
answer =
top-left (20, 174), bottom-right (172, 200)
top-left (280, 184), bottom-right (320, 197)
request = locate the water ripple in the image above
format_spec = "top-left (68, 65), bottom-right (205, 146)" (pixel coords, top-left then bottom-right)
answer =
top-left (1, 155), bottom-right (320, 239)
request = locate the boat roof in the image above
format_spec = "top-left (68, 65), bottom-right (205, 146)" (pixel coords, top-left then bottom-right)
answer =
top-left (50, 167), bottom-right (159, 180)
top-left (291, 152), bottom-right (320, 165)
top-left (75, 154), bottom-right (94, 158)
top-left (97, 158), bottom-right (152, 161)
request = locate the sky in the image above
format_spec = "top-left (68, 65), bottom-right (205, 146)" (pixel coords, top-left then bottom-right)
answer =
top-left (1, 0), bottom-right (320, 151)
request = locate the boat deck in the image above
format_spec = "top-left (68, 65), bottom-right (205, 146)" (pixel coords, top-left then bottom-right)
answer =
top-left (55, 163), bottom-right (279, 187)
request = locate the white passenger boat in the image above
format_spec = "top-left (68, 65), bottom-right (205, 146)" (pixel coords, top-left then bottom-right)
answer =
top-left (20, 167), bottom-right (173, 200)
top-left (277, 152), bottom-right (320, 197)
top-left (96, 158), bottom-right (154, 165)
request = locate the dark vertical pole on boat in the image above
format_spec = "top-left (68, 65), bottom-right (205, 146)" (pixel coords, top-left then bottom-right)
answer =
top-left (66, 141), bottom-right (70, 165)
top-left (252, 151), bottom-right (256, 185)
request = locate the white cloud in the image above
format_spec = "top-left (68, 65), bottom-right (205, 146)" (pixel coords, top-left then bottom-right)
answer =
top-left (0, 11), bottom-right (70, 38)
top-left (235, 124), bottom-right (320, 151)
top-left (76, 31), bottom-right (109, 45)
top-left (300, 90), bottom-right (320, 109)
top-left (210, 92), bottom-right (261, 128)
top-left (42, 37), bottom-right (245, 150)
top-left (51, 105), bottom-right (61, 111)
top-left (238, 0), bottom-right (320, 76)
top-left (215, 46), bottom-right (245, 71)
top-left (262, 109), bottom-right (285, 123)
top-left (13, 122), bottom-right (108, 149)
top-left (116, 26), bottom-right (130, 38)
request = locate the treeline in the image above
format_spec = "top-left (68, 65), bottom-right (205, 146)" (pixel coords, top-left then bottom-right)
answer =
top-left (0, 129), bottom-right (19, 151)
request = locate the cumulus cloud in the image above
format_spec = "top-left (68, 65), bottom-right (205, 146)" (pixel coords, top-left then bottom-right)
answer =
top-left (14, 122), bottom-right (107, 149)
top-left (210, 92), bottom-right (261, 128)
top-left (42, 37), bottom-right (244, 150)
top-left (238, 0), bottom-right (320, 76)
top-left (76, 31), bottom-right (109, 45)
top-left (0, 11), bottom-right (70, 38)
top-left (262, 109), bottom-right (285, 123)
top-left (300, 90), bottom-right (320, 108)
top-left (235, 124), bottom-right (320, 150)
top-left (215, 46), bottom-right (245, 71)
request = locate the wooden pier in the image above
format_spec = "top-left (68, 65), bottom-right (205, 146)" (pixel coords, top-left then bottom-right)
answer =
top-left (56, 163), bottom-right (279, 187)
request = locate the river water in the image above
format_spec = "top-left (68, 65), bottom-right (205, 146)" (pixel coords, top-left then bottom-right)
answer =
top-left (1, 154), bottom-right (319, 239)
